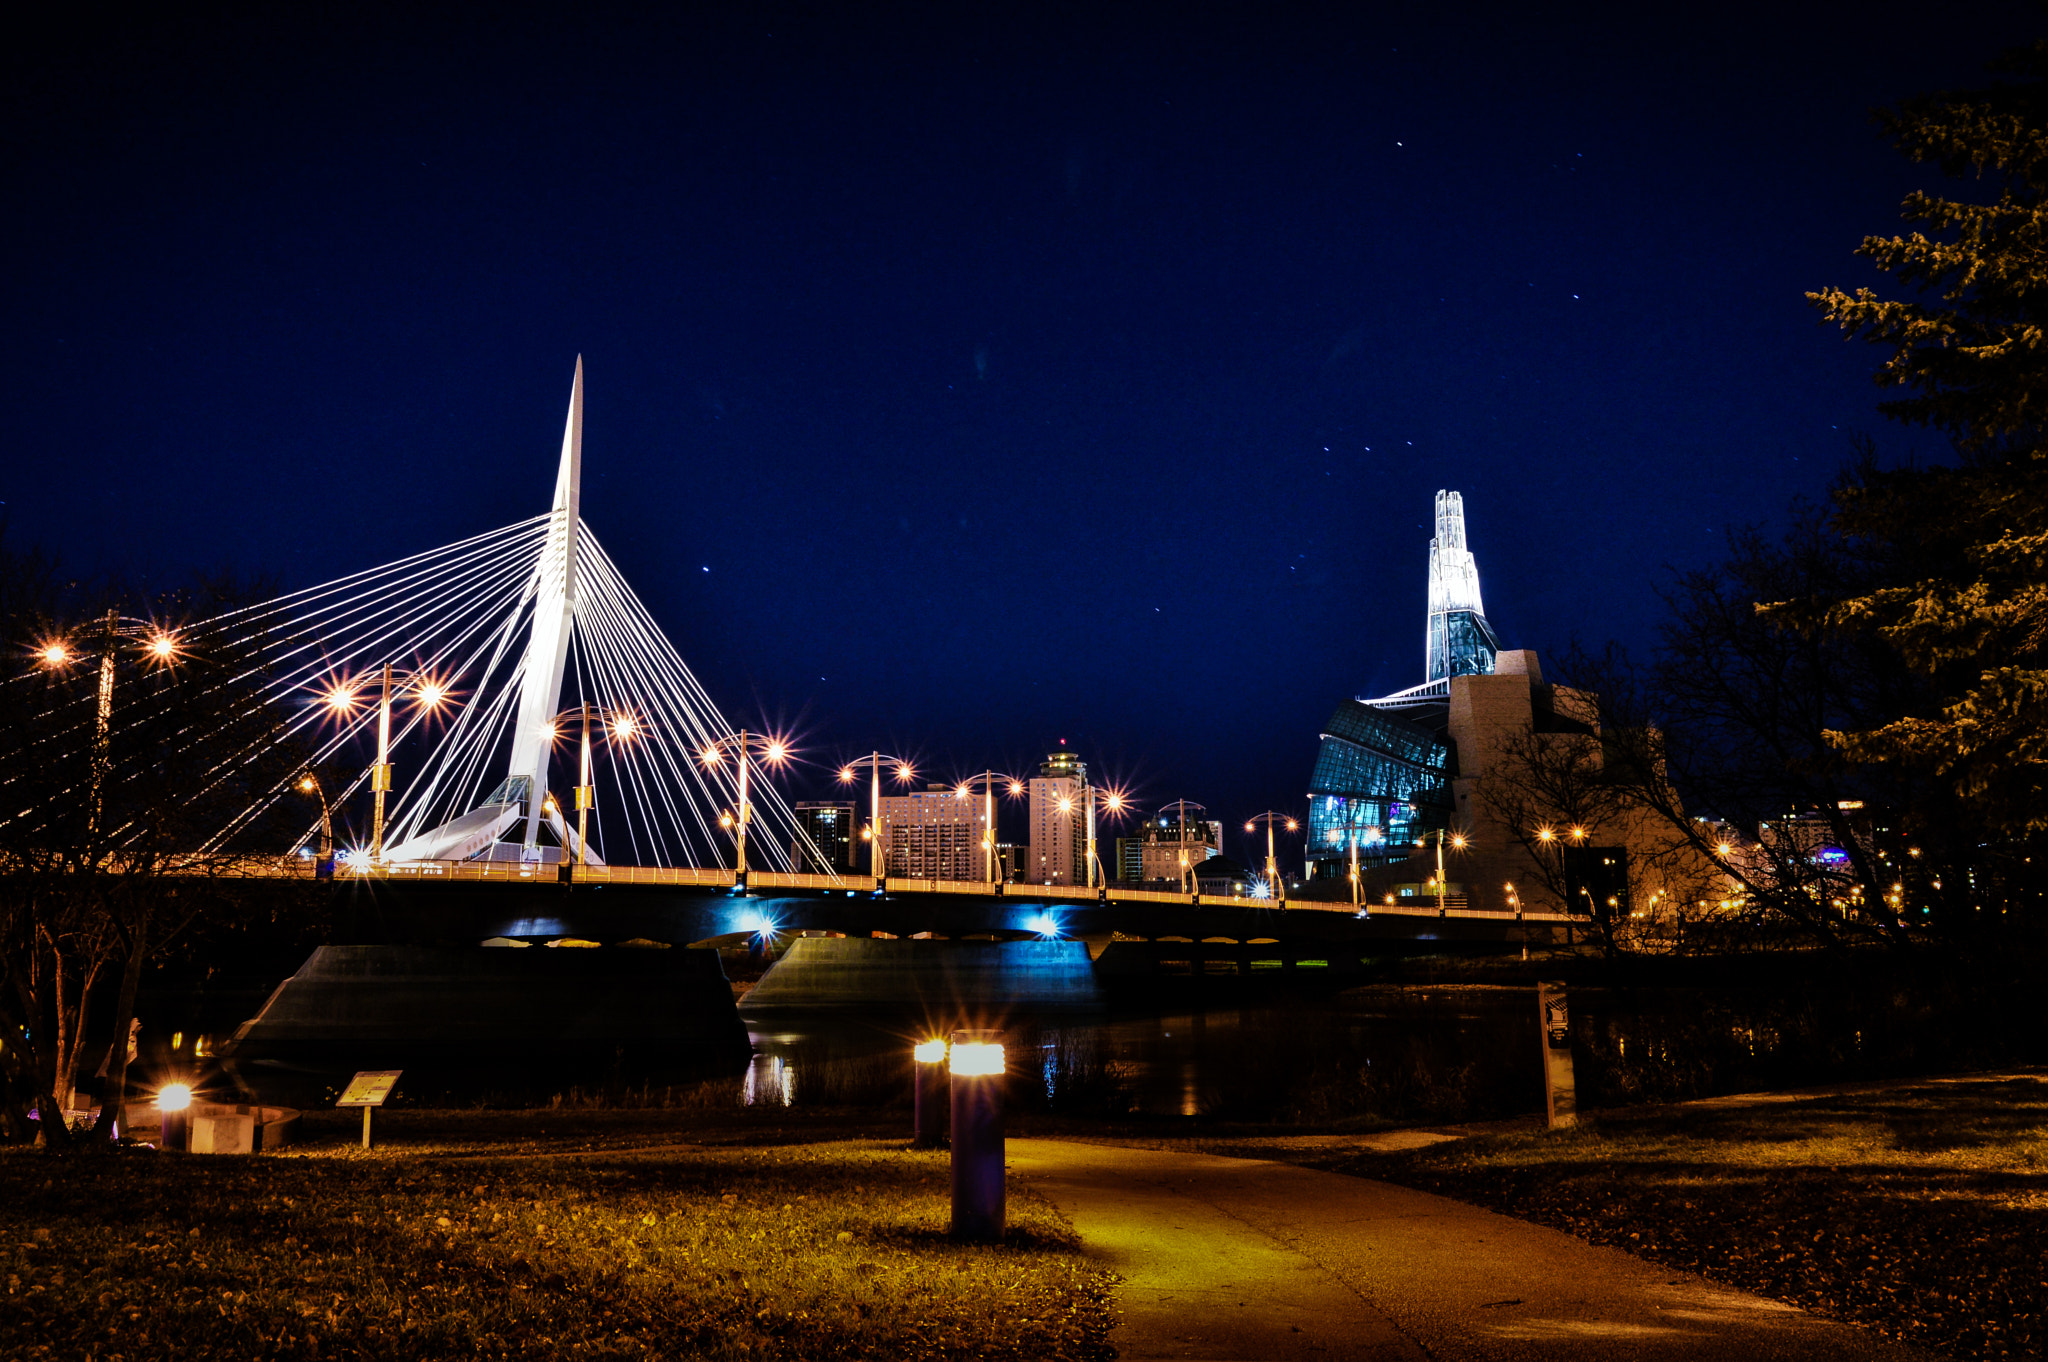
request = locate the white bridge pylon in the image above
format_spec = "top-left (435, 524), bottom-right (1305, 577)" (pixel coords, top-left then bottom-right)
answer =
top-left (198, 359), bottom-right (825, 874)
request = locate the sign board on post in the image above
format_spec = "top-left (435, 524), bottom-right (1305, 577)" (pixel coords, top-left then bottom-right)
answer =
top-left (336, 1070), bottom-right (401, 1149)
top-left (1536, 983), bottom-right (1577, 1129)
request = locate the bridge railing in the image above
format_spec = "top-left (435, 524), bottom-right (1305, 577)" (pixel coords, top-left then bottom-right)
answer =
top-left (571, 865), bottom-right (738, 888)
top-left (1107, 888), bottom-right (1195, 905)
top-left (885, 877), bottom-right (1000, 897)
top-left (750, 871), bottom-right (852, 893)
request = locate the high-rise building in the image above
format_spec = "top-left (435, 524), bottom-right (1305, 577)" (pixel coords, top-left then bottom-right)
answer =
top-left (1114, 836), bottom-right (1145, 884)
top-left (879, 785), bottom-right (983, 881)
top-left (1027, 749), bottom-right (1088, 885)
top-left (792, 801), bottom-right (857, 874)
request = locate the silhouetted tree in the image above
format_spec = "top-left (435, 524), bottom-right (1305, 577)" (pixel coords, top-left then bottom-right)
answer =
top-left (1804, 41), bottom-right (2048, 839)
top-left (0, 541), bottom-right (310, 1145)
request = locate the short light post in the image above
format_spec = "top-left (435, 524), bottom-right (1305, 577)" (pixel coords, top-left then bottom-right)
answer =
top-left (157, 1082), bottom-right (192, 1152)
top-left (1244, 811), bottom-right (1299, 905)
top-left (838, 752), bottom-right (917, 887)
top-left (948, 1030), bottom-right (1006, 1240)
top-left (953, 771), bottom-right (1027, 885)
top-left (699, 730), bottom-right (791, 888)
top-left (913, 1037), bottom-right (949, 1148)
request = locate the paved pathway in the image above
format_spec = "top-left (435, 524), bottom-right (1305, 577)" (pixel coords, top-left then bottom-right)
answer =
top-left (1009, 1139), bottom-right (1936, 1362)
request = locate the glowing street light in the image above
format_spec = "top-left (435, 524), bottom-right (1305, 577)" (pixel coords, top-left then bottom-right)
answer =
top-left (1244, 811), bottom-right (1299, 905)
top-left (837, 751), bottom-right (917, 887)
top-left (1431, 827), bottom-right (1470, 917)
top-left (699, 729), bottom-right (792, 884)
top-left (321, 664), bottom-right (456, 863)
top-left (549, 703), bottom-right (640, 868)
top-left (34, 611), bottom-right (189, 836)
top-left (295, 773), bottom-right (335, 878)
top-left (954, 770), bottom-right (1028, 885)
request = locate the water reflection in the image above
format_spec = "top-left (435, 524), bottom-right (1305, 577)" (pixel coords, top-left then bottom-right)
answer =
top-left (739, 979), bottom-right (1969, 1123)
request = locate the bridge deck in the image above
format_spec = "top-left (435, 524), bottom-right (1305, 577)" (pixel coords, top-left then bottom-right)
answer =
top-left (247, 859), bottom-right (1572, 925)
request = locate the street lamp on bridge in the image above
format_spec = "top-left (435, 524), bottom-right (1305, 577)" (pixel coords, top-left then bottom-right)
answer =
top-left (699, 730), bottom-right (791, 886)
top-left (953, 770), bottom-right (1027, 885)
top-left (295, 773), bottom-right (335, 879)
top-left (837, 752), bottom-right (917, 887)
top-left (320, 664), bottom-right (456, 863)
top-left (1244, 811), bottom-right (1300, 905)
top-left (1056, 784), bottom-right (1130, 890)
top-left (547, 704), bottom-right (640, 867)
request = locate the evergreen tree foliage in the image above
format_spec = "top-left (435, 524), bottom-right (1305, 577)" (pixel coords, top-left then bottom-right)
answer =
top-left (1806, 41), bottom-right (2048, 834)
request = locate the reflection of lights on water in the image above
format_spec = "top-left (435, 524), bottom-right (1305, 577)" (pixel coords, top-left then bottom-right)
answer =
top-left (743, 1054), bottom-right (795, 1107)
top-left (1180, 1062), bottom-right (1200, 1118)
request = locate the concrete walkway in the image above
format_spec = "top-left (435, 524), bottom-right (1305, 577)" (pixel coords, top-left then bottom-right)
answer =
top-left (1009, 1139), bottom-right (1937, 1362)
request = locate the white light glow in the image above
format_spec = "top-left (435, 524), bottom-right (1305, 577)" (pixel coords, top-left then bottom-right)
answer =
top-left (950, 1042), bottom-right (1005, 1077)
top-left (914, 1039), bottom-right (948, 1064)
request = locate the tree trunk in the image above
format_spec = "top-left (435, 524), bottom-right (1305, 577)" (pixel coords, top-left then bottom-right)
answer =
top-left (92, 905), bottom-right (151, 1141)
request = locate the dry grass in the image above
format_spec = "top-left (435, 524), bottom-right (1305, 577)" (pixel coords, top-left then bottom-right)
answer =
top-left (0, 1110), bottom-right (1116, 1360)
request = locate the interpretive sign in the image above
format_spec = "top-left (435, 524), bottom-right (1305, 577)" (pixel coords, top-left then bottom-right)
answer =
top-left (336, 1070), bottom-right (402, 1107)
top-left (1536, 982), bottom-right (1577, 1129)
top-left (336, 1069), bottom-right (402, 1150)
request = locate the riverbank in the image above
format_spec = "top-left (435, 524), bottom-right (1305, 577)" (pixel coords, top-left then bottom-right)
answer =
top-left (0, 1109), bottom-right (1115, 1361)
top-left (1180, 1069), bottom-right (2045, 1361)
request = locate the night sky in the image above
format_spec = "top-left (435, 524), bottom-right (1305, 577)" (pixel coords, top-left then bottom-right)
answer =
top-left (4, 3), bottom-right (2035, 862)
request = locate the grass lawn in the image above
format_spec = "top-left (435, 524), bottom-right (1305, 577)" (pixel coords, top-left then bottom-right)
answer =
top-left (1257, 1071), bottom-right (2046, 1361)
top-left (0, 1109), bottom-right (1117, 1361)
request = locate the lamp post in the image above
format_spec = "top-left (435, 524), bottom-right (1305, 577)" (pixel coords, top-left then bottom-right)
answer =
top-left (1244, 811), bottom-right (1299, 904)
top-left (546, 704), bottom-right (639, 867)
top-left (321, 665), bottom-right (455, 863)
top-left (953, 771), bottom-right (1027, 885)
top-left (295, 774), bottom-right (335, 879)
top-left (1431, 828), bottom-right (1469, 917)
top-left (36, 613), bottom-right (184, 837)
top-left (1083, 786), bottom-right (1130, 889)
top-left (699, 730), bottom-right (791, 887)
top-left (1156, 799), bottom-right (1209, 891)
top-left (838, 752), bottom-right (917, 887)
top-left (948, 1030), bottom-right (1007, 1240)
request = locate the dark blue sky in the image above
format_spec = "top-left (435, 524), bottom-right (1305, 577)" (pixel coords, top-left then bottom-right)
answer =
top-left (3, 3), bottom-right (2033, 858)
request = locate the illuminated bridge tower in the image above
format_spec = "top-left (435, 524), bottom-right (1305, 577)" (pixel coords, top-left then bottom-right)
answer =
top-left (1424, 490), bottom-right (1499, 683)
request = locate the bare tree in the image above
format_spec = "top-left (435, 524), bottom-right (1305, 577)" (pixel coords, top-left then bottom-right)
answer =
top-left (0, 546), bottom-right (311, 1145)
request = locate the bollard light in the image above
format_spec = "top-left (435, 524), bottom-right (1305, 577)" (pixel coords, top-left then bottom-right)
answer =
top-left (158, 1082), bottom-right (193, 1152)
top-left (912, 1038), bottom-right (949, 1148)
top-left (948, 1030), bottom-right (1006, 1240)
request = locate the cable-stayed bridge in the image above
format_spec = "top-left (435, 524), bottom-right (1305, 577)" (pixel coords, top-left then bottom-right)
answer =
top-left (82, 361), bottom-right (1573, 951)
